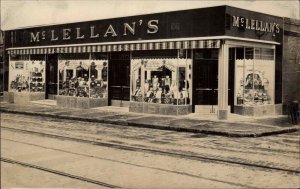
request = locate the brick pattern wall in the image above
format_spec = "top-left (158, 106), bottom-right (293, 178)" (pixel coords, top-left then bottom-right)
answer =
top-left (282, 18), bottom-right (300, 113)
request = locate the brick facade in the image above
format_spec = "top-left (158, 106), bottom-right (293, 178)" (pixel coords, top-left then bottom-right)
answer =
top-left (282, 18), bottom-right (300, 113)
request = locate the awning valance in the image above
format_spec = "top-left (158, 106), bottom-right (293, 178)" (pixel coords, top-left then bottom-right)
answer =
top-left (7, 39), bottom-right (220, 55)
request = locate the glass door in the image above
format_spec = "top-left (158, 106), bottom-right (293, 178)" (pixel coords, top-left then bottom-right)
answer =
top-left (108, 59), bottom-right (130, 104)
top-left (193, 59), bottom-right (218, 112)
top-left (46, 54), bottom-right (58, 99)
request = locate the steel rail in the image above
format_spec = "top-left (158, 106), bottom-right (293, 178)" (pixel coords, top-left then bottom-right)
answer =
top-left (1, 157), bottom-right (121, 188)
top-left (2, 137), bottom-right (258, 188)
top-left (2, 126), bottom-right (300, 175)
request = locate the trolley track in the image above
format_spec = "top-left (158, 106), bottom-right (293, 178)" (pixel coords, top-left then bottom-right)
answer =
top-left (2, 126), bottom-right (300, 175)
top-left (1, 157), bottom-right (121, 188)
top-left (1, 138), bottom-right (255, 188)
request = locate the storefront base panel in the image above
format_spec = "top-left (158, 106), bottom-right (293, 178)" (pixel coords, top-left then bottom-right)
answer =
top-left (194, 105), bottom-right (231, 114)
top-left (56, 96), bottom-right (108, 109)
top-left (129, 102), bottom-right (192, 115)
top-left (234, 104), bottom-right (282, 117)
top-left (218, 110), bottom-right (228, 120)
top-left (274, 104), bottom-right (283, 115)
top-left (4, 91), bottom-right (45, 105)
top-left (111, 100), bottom-right (130, 107)
top-left (4, 91), bottom-right (14, 103)
top-left (47, 94), bottom-right (57, 100)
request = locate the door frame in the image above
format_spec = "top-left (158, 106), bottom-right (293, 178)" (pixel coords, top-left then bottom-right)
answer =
top-left (108, 52), bottom-right (131, 106)
top-left (192, 55), bottom-right (219, 113)
top-left (45, 54), bottom-right (58, 99)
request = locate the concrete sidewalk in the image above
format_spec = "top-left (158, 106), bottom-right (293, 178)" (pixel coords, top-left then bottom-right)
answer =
top-left (1, 100), bottom-right (299, 137)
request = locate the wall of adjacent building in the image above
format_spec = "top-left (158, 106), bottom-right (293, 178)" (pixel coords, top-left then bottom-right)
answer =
top-left (0, 30), bottom-right (4, 95)
top-left (282, 18), bottom-right (300, 113)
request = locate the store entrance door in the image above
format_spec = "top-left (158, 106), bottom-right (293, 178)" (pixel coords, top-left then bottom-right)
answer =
top-left (46, 54), bottom-right (58, 99)
top-left (108, 53), bottom-right (130, 106)
top-left (193, 59), bottom-right (218, 113)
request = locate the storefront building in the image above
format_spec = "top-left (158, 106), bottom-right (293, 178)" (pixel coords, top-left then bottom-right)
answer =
top-left (3, 6), bottom-right (285, 119)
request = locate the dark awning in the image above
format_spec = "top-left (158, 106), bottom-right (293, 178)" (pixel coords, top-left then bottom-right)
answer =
top-left (7, 39), bottom-right (220, 55)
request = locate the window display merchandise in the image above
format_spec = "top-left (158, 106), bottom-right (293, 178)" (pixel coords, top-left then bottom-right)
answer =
top-left (235, 48), bottom-right (274, 106)
top-left (131, 58), bottom-right (192, 105)
top-left (58, 59), bottom-right (108, 98)
top-left (9, 60), bottom-right (45, 93)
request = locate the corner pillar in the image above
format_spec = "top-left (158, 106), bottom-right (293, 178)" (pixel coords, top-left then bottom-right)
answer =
top-left (217, 42), bottom-right (229, 120)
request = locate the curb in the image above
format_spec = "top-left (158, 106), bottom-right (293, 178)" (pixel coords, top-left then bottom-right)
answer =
top-left (1, 109), bottom-right (299, 138)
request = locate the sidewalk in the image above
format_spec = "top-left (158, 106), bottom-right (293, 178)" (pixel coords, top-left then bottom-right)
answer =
top-left (1, 99), bottom-right (299, 137)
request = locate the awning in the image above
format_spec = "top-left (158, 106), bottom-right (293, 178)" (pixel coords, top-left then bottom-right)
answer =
top-left (7, 39), bottom-right (220, 55)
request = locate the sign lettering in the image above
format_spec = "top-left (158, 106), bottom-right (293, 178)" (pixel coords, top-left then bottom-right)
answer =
top-left (232, 16), bottom-right (280, 34)
top-left (29, 19), bottom-right (159, 43)
top-left (62, 28), bottom-right (71, 40)
top-left (123, 22), bottom-right (136, 36)
top-left (147, 20), bottom-right (159, 34)
top-left (30, 32), bottom-right (40, 42)
top-left (76, 28), bottom-right (85, 39)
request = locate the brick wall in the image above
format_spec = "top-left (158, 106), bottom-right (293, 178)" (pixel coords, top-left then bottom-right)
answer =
top-left (282, 18), bottom-right (300, 113)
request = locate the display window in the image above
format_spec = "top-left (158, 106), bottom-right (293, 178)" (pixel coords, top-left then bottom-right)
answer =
top-left (9, 57), bottom-right (45, 93)
top-left (235, 47), bottom-right (275, 106)
top-left (131, 58), bottom-right (192, 105)
top-left (58, 58), bottom-right (108, 98)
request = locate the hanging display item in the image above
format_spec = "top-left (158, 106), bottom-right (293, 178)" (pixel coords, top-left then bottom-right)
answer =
top-left (9, 61), bottom-right (45, 93)
top-left (131, 58), bottom-right (192, 105)
top-left (58, 59), bottom-right (108, 98)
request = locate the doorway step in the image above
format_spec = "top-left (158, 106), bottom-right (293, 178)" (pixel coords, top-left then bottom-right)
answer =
top-left (195, 105), bottom-right (231, 114)
top-left (110, 100), bottom-right (130, 107)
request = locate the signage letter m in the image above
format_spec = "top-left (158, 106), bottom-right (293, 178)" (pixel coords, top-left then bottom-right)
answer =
top-left (232, 16), bottom-right (240, 27)
top-left (30, 32), bottom-right (40, 42)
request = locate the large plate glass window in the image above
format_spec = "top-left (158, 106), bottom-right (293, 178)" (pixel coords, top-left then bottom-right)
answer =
top-left (235, 47), bottom-right (275, 106)
top-left (131, 58), bottom-right (192, 105)
top-left (9, 55), bottom-right (45, 93)
top-left (58, 53), bottom-right (108, 98)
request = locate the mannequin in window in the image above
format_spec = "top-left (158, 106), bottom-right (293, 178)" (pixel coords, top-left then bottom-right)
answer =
top-left (164, 75), bottom-right (171, 87)
top-left (133, 87), bottom-right (139, 96)
top-left (144, 79), bottom-right (150, 93)
top-left (76, 62), bottom-right (88, 78)
top-left (171, 81), bottom-right (179, 98)
top-left (136, 76), bottom-right (141, 88)
top-left (152, 75), bottom-right (159, 90)
top-left (90, 62), bottom-right (98, 81)
top-left (102, 62), bottom-right (108, 81)
top-left (155, 88), bottom-right (163, 103)
top-left (253, 73), bottom-right (263, 89)
top-left (245, 74), bottom-right (253, 89)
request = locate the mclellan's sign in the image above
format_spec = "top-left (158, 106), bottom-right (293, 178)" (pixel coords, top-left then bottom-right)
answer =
top-left (5, 6), bottom-right (283, 48)
top-left (232, 16), bottom-right (280, 33)
top-left (29, 20), bottom-right (159, 43)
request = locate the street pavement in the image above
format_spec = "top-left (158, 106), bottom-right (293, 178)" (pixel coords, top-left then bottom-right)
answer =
top-left (1, 113), bottom-right (300, 188)
top-left (0, 99), bottom-right (299, 137)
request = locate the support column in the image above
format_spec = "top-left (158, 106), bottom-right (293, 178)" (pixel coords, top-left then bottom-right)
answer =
top-left (217, 42), bottom-right (229, 120)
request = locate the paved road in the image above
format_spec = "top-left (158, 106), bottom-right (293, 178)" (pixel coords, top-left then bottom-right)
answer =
top-left (1, 113), bottom-right (300, 188)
